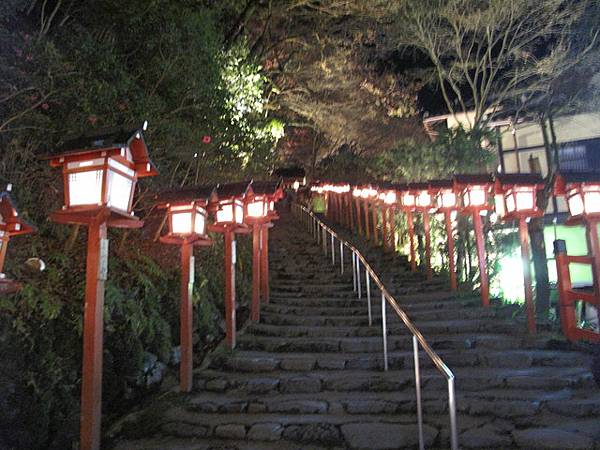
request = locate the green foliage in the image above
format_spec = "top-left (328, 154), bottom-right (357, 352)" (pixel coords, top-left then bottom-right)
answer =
top-left (0, 2), bottom-right (275, 449)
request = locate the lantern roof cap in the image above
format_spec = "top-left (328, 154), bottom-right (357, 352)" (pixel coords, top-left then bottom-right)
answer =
top-left (44, 123), bottom-right (158, 177)
top-left (387, 182), bottom-right (410, 191)
top-left (453, 173), bottom-right (494, 186)
top-left (155, 185), bottom-right (215, 207)
top-left (494, 173), bottom-right (544, 187)
top-left (250, 179), bottom-right (282, 196)
top-left (554, 171), bottom-right (600, 195)
top-left (271, 166), bottom-right (305, 179)
top-left (212, 180), bottom-right (252, 201)
top-left (0, 191), bottom-right (36, 236)
top-left (428, 179), bottom-right (454, 190)
top-left (408, 181), bottom-right (430, 191)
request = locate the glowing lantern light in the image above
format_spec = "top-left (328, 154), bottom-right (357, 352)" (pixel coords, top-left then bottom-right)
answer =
top-left (429, 180), bottom-right (458, 290)
top-left (384, 191), bottom-right (397, 205)
top-left (454, 174), bottom-right (494, 307)
top-left (46, 123), bottom-right (157, 223)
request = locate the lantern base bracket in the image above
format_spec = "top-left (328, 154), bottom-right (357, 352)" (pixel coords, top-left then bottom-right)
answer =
top-left (50, 207), bottom-right (143, 228)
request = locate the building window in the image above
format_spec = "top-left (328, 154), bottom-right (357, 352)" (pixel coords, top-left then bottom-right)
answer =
top-left (559, 138), bottom-right (600, 172)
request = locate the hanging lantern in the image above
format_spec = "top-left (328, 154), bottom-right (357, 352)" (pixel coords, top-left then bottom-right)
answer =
top-left (494, 174), bottom-right (544, 220)
top-left (555, 172), bottom-right (600, 220)
top-left (454, 174), bottom-right (494, 213)
top-left (429, 180), bottom-right (457, 211)
top-left (45, 123), bottom-right (157, 225)
top-left (156, 186), bottom-right (214, 244)
top-left (210, 182), bottom-right (252, 229)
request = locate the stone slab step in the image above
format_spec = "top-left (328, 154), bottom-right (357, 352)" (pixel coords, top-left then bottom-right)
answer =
top-left (248, 319), bottom-right (522, 337)
top-left (210, 349), bottom-right (589, 372)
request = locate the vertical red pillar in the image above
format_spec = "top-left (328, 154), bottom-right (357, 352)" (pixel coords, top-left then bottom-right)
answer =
top-left (347, 194), bottom-right (353, 229)
top-left (423, 212), bottom-right (432, 280)
top-left (407, 211), bottom-right (417, 272)
top-left (251, 224), bottom-right (261, 322)
top-left (472, 213), bottom-right (490, 307)
top-left (554, 241), bottom-right (577, 340)
top-left (355, 198), bottom-right (363, 235)
top-left (444, 212), bottom-right (457, 291)
top-left (80, 220), bottom-right (107, 450)
top-left (179, 242), bottom-right (194, 392)
top-left (363, 199), bottom-right (370, 239)
top-left (382, 207), bottom-right (389, 250)
top-left (224, 229), bottom-right (236, 349)
top-left (389, 206), bottom-right (396, 252)
top-left (518, 218), bottom-right (536, 334)
top-left (586, 218), bottom-right (600, 293)
top-left (0, 234), bottom-right (8, 273)
top-left (372, 204), bottom-right (379, 245)
top-left (260, 224), bottom-right (270, 304)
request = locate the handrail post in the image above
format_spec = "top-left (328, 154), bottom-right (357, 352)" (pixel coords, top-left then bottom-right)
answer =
top-left (340, 242), bottom-right (344, 274)
top-left (322, 228), bottom-right (327, 254)
top-left (366, 269), bottom-right (372, 326)
top-left (413, 336), bottom-right (425, 450)
top-left (357, 255), bottom-right (362, 299)
top-left (448, 377), bottom-right (459, 450)
top-left (331, 233), bottom-right (335, 265)
top-left (352, 251), bottom-right (357, 292)
top-left (381, 293), bottom-right (388, 371)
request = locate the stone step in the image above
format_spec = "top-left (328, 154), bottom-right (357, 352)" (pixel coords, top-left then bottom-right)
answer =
top-left (259, 307), bottom-right (507, 326)
top-left (247, 319), bottom-right (522, 337)
top-left (194, 366), bottom-right (595, 396)
top-left (210, 349), bottom-right (589, 373)
top-left (262, 304), bottom-right (511, 326)
top-left (237, 333), bottom-right (556, 354)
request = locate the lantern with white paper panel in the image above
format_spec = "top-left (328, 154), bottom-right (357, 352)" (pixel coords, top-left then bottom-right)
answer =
top-left (250, 180), bottom-right (283, 222)
top-left (209, 181), bottom-right (252, 231)
top-left (494, 174), bottom-right (544, 221)
top-left (45, 123), bottom-right (157, 225)
top-left (554, 172), bottom-right (600, 220)
top-left (0, 189), bottom-right (36, 278)
top-left (454, 174), bottom-right (494, 213)
top-left (411, 183), bottom-right (432, 210)
top-left (398, 184), bottom-right (416, 212)
top-left (155, 186), bottom-right (213, 245)
top-left (429, 180), bottom-right (457, 212)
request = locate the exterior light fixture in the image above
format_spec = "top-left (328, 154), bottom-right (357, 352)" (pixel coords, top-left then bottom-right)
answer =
top-left (454, 174), bottom-right (494, 307)
top-left (156, 186), bottom-right (214, 392)
top-left (430, 180), bottom-right (458, 290)
top-left (45, 124), bottom-right (157, 450)
top-left (0, 188), bottom-right (36, 294)
top-left (495, 173), bottom-right (545, 334)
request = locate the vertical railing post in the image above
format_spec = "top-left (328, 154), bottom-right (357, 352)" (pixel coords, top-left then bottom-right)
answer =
top-left (352, 251), bottom-right (357, 292)
top-left (448, 377), bottom-right (459, 450)
top-left (331, 233), bottom-right (335, 265)
top-left (423, 211), bottom-right (433, 281)
top-left (357, 255), bottom-right (362, 299)
top-left (340, 242), bottom-right (344, 274)
top-left (366, 268), bottom-right (372, 326)
top-left (381, 293), bottom-right (388, 371)
top-left (413, 336), bottom-right (424, 450)
top-left (322, 228), bottom-right (327, 255)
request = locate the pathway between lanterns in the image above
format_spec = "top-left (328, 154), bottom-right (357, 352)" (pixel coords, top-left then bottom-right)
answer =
top-left (110, 208), bottom-right (600, 450)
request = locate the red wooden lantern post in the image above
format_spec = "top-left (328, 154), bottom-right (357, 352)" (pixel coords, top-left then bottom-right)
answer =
top-left (381, 189), bottom-right (398, 252)
top-left (246, 181), bottom-right (282, 320)
top-left (398, 184), bottom-right (418, 272)
top-left (360, 186), bottom-right (377, 242)
top-left (46, 124), bottom-right (157, 450)
top-left (0, 188), bottom-right (36, 294)
top-left (412, 183), bottom-right (434, 280)
top-left (554, 172), bottom-right (600, 342)
top-left (156, 187), bottom-right (213, 392)
top-left (494, 173), bottom-right (544, 334)
top-left (431, 180), bottom-right (458, 291)
top-left (352, 188), bottom-right (363, 235)
top-left (209, 182), bottom-right (251, 350)
top-left (454, 174), bottom-right (494, 307)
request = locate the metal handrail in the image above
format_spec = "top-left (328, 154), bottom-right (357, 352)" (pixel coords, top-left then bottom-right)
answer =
top-left (292, 203), bottom-right (459, 450)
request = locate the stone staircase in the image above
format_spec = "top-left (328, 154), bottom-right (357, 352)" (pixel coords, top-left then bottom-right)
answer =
top-left (111, 209), bottom-right (600, 450)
